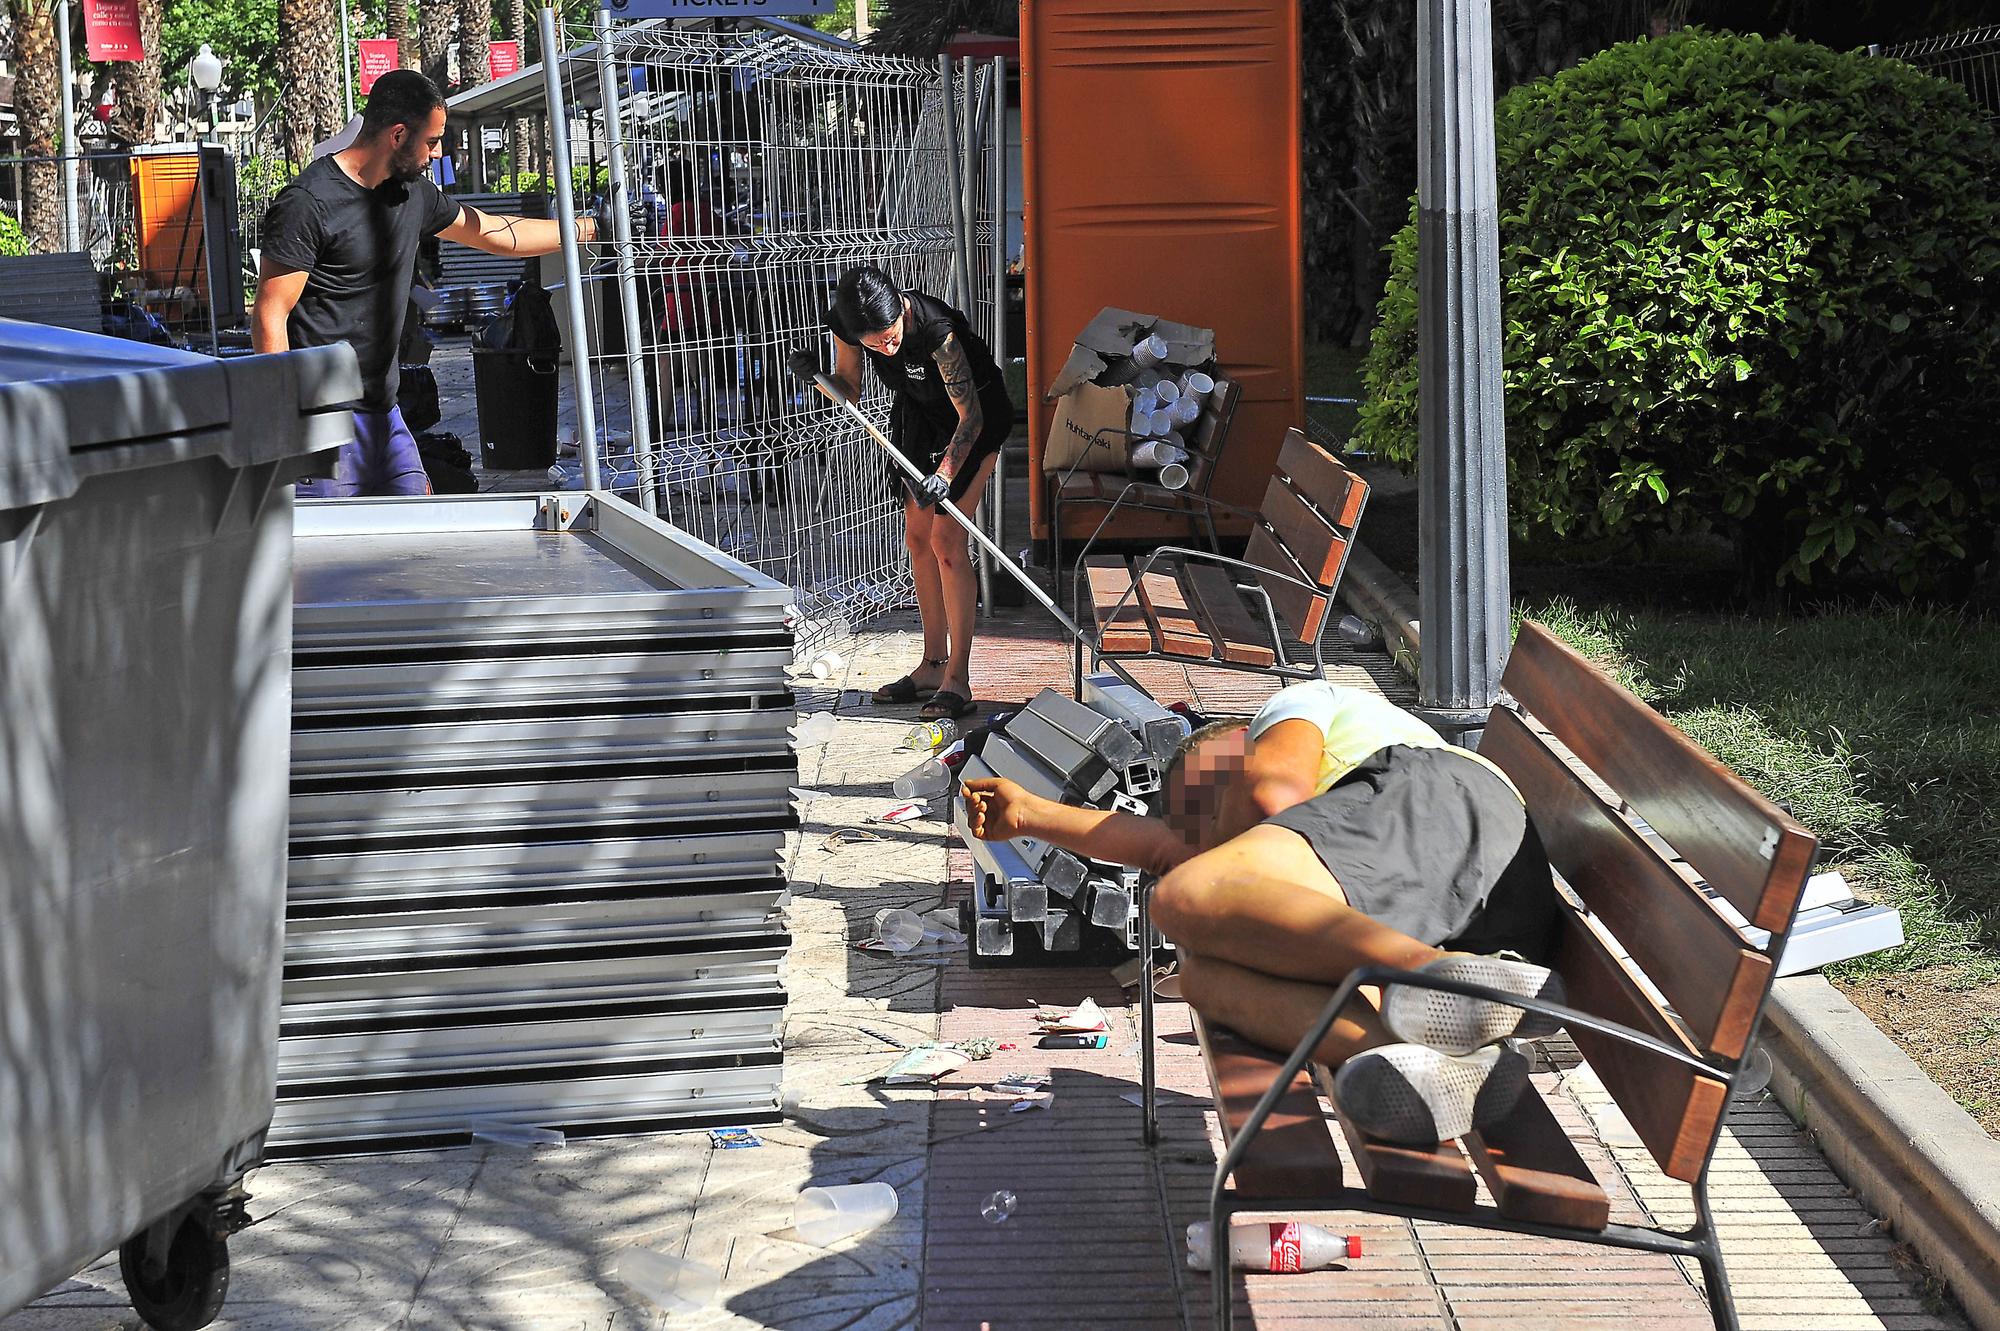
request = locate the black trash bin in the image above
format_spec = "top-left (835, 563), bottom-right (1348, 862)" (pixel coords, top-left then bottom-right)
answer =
top-left (472, 347), bottom-right (559, 470)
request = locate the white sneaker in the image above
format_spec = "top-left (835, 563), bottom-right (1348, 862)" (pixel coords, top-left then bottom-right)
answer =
top-left (1332, 1041), bottom-right (1530, 1146)
top-left (1381, 952), bottom-right (1565, 1055)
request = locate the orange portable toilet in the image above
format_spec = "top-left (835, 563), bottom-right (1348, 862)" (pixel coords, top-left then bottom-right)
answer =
top-left (1021, 0), bottom-right (1303, 546)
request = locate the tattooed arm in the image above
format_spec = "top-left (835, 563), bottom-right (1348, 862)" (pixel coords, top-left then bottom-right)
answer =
top-left (932, 332), bottom-right (984, 483)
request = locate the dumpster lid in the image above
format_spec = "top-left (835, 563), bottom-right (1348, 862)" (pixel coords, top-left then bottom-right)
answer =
top-left (0, 318), bottom-right (362, 510)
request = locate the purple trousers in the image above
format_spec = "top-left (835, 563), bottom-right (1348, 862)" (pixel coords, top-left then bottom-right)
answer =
top-left (298, 407), bottom-right (431, 498)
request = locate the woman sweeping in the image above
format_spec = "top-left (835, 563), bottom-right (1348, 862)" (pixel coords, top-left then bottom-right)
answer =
top-left (795, 265), bottom-right (1013, 721)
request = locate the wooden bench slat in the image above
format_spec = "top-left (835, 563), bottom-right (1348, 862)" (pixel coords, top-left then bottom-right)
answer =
top-left (1555, 902), bottom-right (1731, 1183)
top-left (1134, 565), bottom-right (1213, 659)
top-left (1480, 707), bottom-right (1773, 1061)
top-left (1323, 1071), bottom-right (1478, 1212)
top-left (1464, 1085), bottom-right (1611, 1231)
top-left (1259, 474), bottom-right (1351, 588)
top-left (1244, 526), bottom-right (1330, 644)
top-left (1504, 623), bottom-right (1818, 934)
top-left (1276, 428), bottom-right (1368, 529)
top-left (1180, 562), bottom-right (1278, 667)
top-left (1084, 557), bottom-right (1157, 654)
top-left (1193, 1014), bottom-right (1345, 1199)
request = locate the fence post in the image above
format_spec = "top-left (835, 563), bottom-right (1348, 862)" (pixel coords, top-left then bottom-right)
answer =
top-left (538, 4), bottom-right (601, 490)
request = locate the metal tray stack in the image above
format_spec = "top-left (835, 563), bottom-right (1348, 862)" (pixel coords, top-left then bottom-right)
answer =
top-left (276, 492), bottom-right (797, 1156)
top-left (954, 678), bottom-right (1190, 965)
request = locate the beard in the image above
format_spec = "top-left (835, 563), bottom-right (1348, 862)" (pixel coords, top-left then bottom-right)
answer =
top-left (389, 142), bottom-right (430, 183)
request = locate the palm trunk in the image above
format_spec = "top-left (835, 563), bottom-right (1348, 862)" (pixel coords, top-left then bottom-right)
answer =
top-left (507, 0), bottom-right (529, 185)
top-left (109, 0), bottom-right (164, 148)
top-left (280, 0), bottom-right (318, 161)
top-left (458, 0), bottom-right (489, 88)
top-left (9, 0), bottom-right (65, 251)
top-left (418, 0), bottom-right (452, 92)
top-left (386, 0), bottom-right (411, 69)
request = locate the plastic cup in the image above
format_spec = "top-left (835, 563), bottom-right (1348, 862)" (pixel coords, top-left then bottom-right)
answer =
top-left (1156, 461), bottom-right (1191, 490)
top-left (1181, 370), bottom-right (1215, 397)
top-left (1168, 393), bottom-right (1202, 426)
top-left (1152, 378), bottom-right (1180, 406)
top-left (1130, 333), bottom-right (1168, 367)
top-left (874, 908), bottom-right (927, 953)
top-left (794, 1182), bottom-right (899, 1246)
top-left (610, 1246), bottom-right (720, 1312)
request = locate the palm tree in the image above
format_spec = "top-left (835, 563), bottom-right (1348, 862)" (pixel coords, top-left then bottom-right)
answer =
top-left (109, 0), bottom-right (162, 147)
top-left (7, 0), bottom-right (63, 251)
top-left (418, 0), bottom-right (451, 91)
top-left (386, 0), bottom-right (410, 69)
top-left (457, 0), bottom-right (488, 88)
top-left (280, 0), bottom-right (340, 162)
top-left (506, 0), bottom-right (530, 184)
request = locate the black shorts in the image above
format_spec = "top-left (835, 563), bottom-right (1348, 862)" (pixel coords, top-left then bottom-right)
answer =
top-left (1263, 745), bottom-right (1559, 963)
top-left (889, 385), bottom-right (1013, 505)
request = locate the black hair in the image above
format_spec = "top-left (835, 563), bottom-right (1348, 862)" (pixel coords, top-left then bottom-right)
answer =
top-left (834, 264), bottom-right (904, 337)
top-left (663, 157), bottom-right (699, 205)
top-left (360, 70), bottom-right (446, 142)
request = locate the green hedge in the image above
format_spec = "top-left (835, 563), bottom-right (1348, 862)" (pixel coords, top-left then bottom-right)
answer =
top-left (1357, 29), bottom-right (2000, 594)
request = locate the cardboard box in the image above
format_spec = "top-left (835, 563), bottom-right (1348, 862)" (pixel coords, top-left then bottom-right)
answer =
top-left (1044, 381), bottom-right (1133, 474)
top-left (1041, 307), bottom-right (1218, 475)
top-left (1045, 307), bottom-right (1216, 398)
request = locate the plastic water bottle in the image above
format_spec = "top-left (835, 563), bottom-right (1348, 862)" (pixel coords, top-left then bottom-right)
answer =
top-left (1185, 1221), bottom-right (1362, 1272)
top-left (981, 1190), bottom-right (1017, 1224)
top-left (900, 718), bottom-right (960, 752)
top-left (873, 908), bottom-right (927, 953)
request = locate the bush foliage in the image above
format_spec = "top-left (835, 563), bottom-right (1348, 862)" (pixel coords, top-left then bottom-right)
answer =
top-left (1357, 29), bottom-right (2000, 594)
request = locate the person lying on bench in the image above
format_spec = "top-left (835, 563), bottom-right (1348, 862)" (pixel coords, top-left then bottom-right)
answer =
top-left (961, 681), bottom-right (1566, 1148)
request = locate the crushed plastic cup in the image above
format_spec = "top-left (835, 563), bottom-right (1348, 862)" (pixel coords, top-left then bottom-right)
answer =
top-left (794, 1182), bottom-right (899, 1247)
top-left (792, 712), bottom-right (839, 747)
top-left (873, 908), bottom-right (927, 953)
top-left (610, 1245), bottom-right (720, 1312)
top-left (981, 1189), bottom-right (1017, 1224)
top-left (468, 1120), bottom-right (566, 1149)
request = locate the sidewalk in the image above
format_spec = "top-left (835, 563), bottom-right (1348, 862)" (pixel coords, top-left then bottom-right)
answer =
top-left (3, 600), bottom-right (1969, 1331)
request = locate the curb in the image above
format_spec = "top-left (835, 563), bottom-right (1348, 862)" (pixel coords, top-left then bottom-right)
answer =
top-left (1762, 975), bottom-right (2000, 1330)
top-left (1338, 542), bottom-right (2000, 1331)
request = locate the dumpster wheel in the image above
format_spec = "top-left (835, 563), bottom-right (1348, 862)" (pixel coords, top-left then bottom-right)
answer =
top-left (118, 1211), bottom-right (229, 1331)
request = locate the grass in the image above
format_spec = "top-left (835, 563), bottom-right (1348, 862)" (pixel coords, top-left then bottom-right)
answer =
top-left (1525, 595), bottom-right (2000, 989)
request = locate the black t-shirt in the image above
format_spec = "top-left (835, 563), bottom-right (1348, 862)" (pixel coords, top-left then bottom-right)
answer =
top-left (262, 156), bottom-right (462, 411)
top-left (825, 288), bottom-right (1007, 435)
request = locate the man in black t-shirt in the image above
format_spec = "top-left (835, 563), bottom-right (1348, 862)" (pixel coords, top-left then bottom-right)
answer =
top-left (252, 70), bottom-right (595, 495)
top-left (807, 265), bottom-right (1013, 722)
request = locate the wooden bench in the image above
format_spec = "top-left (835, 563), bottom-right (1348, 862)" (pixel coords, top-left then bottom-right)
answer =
top-left (1048, 375), bottom-right (1244, 573)
top-left (1148, 621), bottom-right (1818, 1331)
top-left (1071, 427), bottom-right (1369, 686)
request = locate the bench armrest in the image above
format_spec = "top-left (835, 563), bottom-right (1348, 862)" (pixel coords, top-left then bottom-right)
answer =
top-left (1213, 963), bottom-right (1721, 1226)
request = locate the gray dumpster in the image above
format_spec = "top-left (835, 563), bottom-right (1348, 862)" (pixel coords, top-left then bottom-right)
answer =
top-left (278, 492), bottom-right (798, 1155)
top-left (0, 319), bottom-right (359, 1328)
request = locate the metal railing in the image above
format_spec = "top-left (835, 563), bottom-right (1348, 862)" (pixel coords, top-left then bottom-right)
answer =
top-left (544, 22), bottom-right (1002, 653)
top-left (1877, 24), bottom-right (2000, 121)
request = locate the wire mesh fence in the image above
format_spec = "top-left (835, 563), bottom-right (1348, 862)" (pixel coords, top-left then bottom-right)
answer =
top-left (1878, 24), bottom-right (2000, 121)
top-left (548, 24), bottom-right (1002, 654)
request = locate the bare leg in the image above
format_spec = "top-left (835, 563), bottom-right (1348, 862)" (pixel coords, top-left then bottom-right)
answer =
top-left (902, 499), bottom-right (949, 684)
top-left (1151, 824), bottom-right (1440, 987)
top-left (926, 452), bottom-right (999, 703)
top-left (1178, 952), bottom-right (1395, 1066)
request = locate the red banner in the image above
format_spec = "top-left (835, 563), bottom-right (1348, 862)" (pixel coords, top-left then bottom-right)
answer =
top-left (82, 0), bottom-right (145, 62)
top-left (488, 41), bottom-right (521, 82)
top-left (357, 39), bottom-right (401, 95)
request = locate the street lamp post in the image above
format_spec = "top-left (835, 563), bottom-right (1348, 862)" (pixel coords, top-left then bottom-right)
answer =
top-left (190, 44), bottom-right (224, 147)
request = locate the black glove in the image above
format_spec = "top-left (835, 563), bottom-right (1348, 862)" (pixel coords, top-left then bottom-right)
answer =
top-left (786, 348), bottom-right (823, 383)
top-left (909, 470), bottom-right (952, 509)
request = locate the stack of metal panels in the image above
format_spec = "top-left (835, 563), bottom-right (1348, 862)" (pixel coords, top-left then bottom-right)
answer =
top-left (954, 678), bottom-right (1190, 964)
top-left (276, 491), bottom-right (797, 1156)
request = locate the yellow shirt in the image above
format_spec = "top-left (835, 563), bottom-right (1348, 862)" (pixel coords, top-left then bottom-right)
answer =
top-left (1247, 681), bottom-right (1514, 797)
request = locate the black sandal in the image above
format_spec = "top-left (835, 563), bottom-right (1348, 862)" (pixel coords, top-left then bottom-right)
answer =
top-left (872, 657), bottom-right (946, 705)
top-left (920, 689), bottom-right (977, 721)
